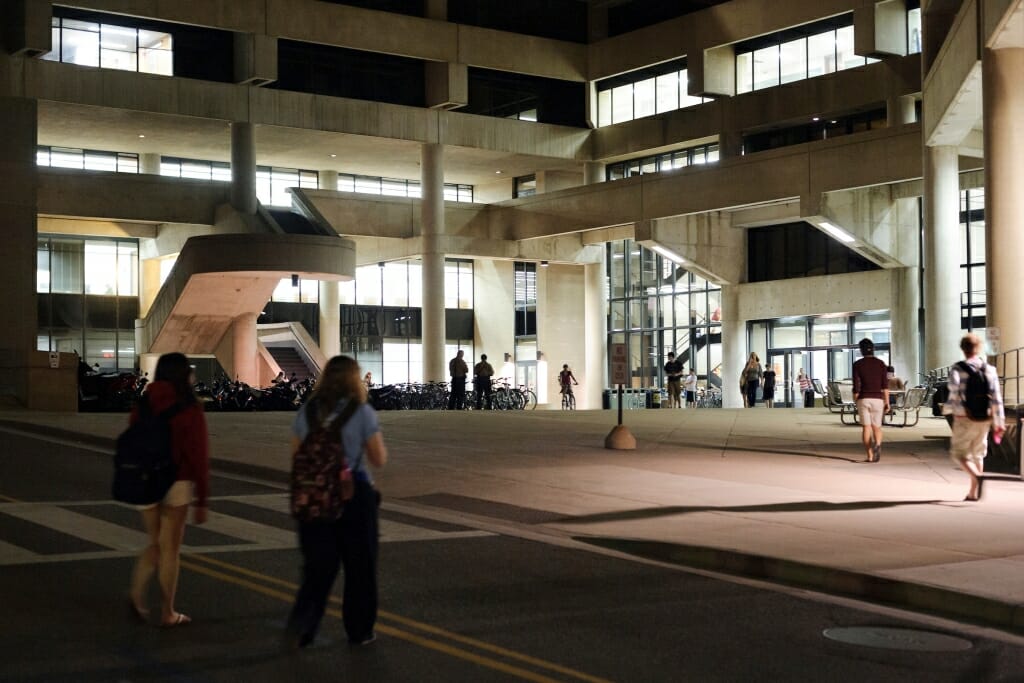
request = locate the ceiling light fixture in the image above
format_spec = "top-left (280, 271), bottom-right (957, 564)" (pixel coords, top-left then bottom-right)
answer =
top-left (651, 245), bottom-right (687, 265)
top-left (819, 221), bottom-right (856, 244)
top-left (811, 117), bottom-right (820, 122)
top-left (138, 134), bottom-right (145, 138)
top-left (329, 153), bottom-right (337, 158)
top-left (495, 170), bottom-right (503, 174)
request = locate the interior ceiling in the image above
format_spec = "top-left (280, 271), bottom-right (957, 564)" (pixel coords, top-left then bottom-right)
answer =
top-left (36, 101), bottom-right (581, 185)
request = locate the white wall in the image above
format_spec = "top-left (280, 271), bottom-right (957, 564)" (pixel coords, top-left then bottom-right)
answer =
top-left (473, 258), bottom-right (515, 372)
top-left (537, 263), bottom-right (588, 408)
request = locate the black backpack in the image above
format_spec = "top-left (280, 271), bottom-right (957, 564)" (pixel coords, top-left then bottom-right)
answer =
top-left (957, 361), bottom-right (991, 421)
top-left (112, 398), bottom-right (189, 505)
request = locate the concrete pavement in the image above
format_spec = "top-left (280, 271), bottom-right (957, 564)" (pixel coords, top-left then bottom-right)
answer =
top-left (4, 404), bottom-right (1024, 633)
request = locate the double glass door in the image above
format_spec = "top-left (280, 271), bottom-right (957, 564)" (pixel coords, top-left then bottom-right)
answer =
top-left (767, 346), bottom-right (887, 407)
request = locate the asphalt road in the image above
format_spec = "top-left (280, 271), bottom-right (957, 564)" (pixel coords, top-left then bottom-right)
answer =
top-left (2, 426), bottom-right (1023, 682)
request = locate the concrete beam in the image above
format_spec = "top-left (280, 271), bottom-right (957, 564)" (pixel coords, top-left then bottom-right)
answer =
top-left (922, 0), bottom-right (983, 146)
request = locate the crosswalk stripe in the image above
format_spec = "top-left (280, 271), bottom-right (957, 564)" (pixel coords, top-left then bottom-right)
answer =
top-left (0, 495), bottom-right (494, 565)
top-left (1, 504), bottom-right (147, 552)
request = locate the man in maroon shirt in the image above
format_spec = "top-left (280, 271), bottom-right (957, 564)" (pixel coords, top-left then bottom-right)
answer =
top-left (852, 338), bottom-right (889, 462)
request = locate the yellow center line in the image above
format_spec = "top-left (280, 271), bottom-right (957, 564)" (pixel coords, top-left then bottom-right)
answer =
top-left (187, 553), bottom-right (614, 683)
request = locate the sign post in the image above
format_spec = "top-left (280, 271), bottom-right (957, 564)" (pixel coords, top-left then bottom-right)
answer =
top-left (605, 343), bottom-right (636, 450)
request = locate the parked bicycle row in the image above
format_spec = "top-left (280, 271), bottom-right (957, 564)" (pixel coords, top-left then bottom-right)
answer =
top-left (79, 370), bottom-right (315, 412)
top-left (369, 379), bottom-right (537, 411)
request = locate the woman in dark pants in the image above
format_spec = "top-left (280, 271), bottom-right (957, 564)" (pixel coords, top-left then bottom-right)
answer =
top-left (286, 356), bottom-right (388, 649)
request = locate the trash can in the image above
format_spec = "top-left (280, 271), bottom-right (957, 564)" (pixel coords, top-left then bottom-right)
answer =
top-left (602, 389), bottom-right (612, 410)
top-left (651, 389), bottom-right (661, 409)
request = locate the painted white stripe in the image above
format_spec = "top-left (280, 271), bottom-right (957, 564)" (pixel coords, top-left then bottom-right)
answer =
top-left (201, 512), bottom-right (295, 546)
top-left (2, 504), bottom-right (147, 551)
top-left (0, 538), bottom-right (39, 565)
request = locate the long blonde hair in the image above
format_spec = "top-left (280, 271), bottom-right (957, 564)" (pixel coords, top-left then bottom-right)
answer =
top-left (307, 355), bottom-right (366, 422)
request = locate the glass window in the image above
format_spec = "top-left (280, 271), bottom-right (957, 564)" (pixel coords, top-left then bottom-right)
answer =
top-left (62, 25), bottom-right (100, 67)
top-left (597, 88), bottom-right (612, 127)
top-left (611, 83), bottom-right (633, 124)
top-left (679, 70), bottom-right (703, 108)
top-left (117, 242), bottom-right (138, 296)
top-left (100, 24), bottom-right (138, 72)
top-left (117, 153), bottom-right (139, 173)
top-left (655, 73), bottom-right (678, 113)
top-left (138, 29), bottom-right (173, 75)
top-left (808, 31), bottom-right (836, 78)
top-left (908, 8), bottom-right (922, 54)
top-left (735, 52), bottom-right (753, 94)
top-left (355, 264), bottom-right (382, 305)
top-left (633, 77), bottom-right (656, 119)
top-left (382, 178), bottom-right (407, 197)
top-left (37, 240), bottom-right (50, 293)
top-left (51, 147), bottom-right (84, 169)
top-left (84, 240), bottom-right (118, 295)
top-left (753, 45), bottom-right (780, 90)
top-left (836, 26), bottom-right (863, 70)
top-left (780, 38), bottom-right (807, 84)
top-left (338, 174), bottom-right (356, 192)
top-left (83, 150), bottom-right (117, 172)
top-left (407, 261), bottom-right (422, 307)
top-left (355, 175), bottom-right (382, 195)
top-left (381, 263), bottom-right (409, 306)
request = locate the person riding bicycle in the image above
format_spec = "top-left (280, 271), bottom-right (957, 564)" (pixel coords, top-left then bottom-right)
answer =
top-left (559, 364), bottom-right (578, 396)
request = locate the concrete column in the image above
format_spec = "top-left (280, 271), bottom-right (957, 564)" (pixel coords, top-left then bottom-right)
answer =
top-left (983, 47), bottom-right (1024, 383)
top-left (719, 130), bottom-right (744, 159)
top-left (420, 143), bottom-right (446, 382)
top-left (922, 144), bottom-right (961, 370)
top-left (0, 97), bottom-right (38, 406)
top-left (886, 95), bottom-right (917, 126)
top-left (890, 266), bottom-right (921, 384)
top-left (231, 122), bottom-right (257, 214)
top-left (318, 281), bottom-right (341, 360)
top-left (231, 312), bottom-right (259, 385)
top-left (139, 152), bottom-right (161, 175)
top-left (318, 169), bottom-right (338, 192)
top-left (584, 259), bottom-right (606, 410)
top-left (584, 161), bottom-right (606, 185)
top-left (720, 285), bottom-right (745, 409)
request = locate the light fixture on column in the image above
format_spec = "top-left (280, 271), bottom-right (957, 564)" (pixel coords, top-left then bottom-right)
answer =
top-left (504, 352), bottom-right (512, 362)
top-left (540, 260), bottom-right (549, 267)
top-left (291, 274), bottom-right (299, 287)
top-left (378, 261), bottom-right (385, 269)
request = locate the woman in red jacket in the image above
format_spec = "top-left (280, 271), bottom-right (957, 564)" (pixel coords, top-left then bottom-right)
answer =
top-left (128, 352), bottom-right (209, 627)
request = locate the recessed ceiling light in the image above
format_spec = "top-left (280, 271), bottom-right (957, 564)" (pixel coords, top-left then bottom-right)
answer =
top-left (495, 170), bottom-right (503, 174)
top-left (811, 117), bottom-right (820, 122)
top-left (138, 134), bottom-right (145, 138)
top-left (329, 154), bottom-right (337, 158)
top-left (830, 120), bottom-right (837, 124)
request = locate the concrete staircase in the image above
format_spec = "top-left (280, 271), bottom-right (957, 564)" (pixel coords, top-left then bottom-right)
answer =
top-left (267, 346), bottom-right (314, 382)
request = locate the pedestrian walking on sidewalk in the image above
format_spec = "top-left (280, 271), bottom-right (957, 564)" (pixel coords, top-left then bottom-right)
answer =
top-left (944, 334), bottom-right (1005, 501)
top-left (128, 352), bottom-right (209, 628)
top-left (740, 353), bottom-right (762, 408)
top-left (852, 338), bottom-right (888, 462)
top-left (286, 356), bottom-right (388, 649)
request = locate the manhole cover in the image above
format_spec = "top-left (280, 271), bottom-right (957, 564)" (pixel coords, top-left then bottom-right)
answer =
top-left (823, 627), bottom-right (972, 652)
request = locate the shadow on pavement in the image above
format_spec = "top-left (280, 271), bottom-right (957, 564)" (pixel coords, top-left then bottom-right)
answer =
top-left (556, 499), bottom-right (945, 524)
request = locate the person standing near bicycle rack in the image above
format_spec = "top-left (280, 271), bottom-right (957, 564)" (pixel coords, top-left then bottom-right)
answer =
top-left (473, 354), bottom-right (494, 410)
top-left (559, 364), bottom-right (578, 409)
top-left (664, 352), bottom-right (683, 409)
top-left (684, 368), bottom-right (698, 408)
top-left (447, 350), bottom-right (468, 410)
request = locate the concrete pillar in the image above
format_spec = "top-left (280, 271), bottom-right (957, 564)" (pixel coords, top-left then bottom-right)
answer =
top-left (584, 161), bottom-right (606, 185)
top-left (720, 285), bottom-right (745, 409)
top-left (231, 122), bottom-right (257, 214)
top-left (890, 266), bottom-right (921, 384)
top-left (922, 144), bottom-right (961, 370)
top-left (318, 281), bottom-right (341, 360)
top-left (0, 97), bottom-right (38, 406)
top-left (318, 169), bottom-right (338, 192)
top-left (231, 312), bottom-right (260, 385)
top-left (719, 130), bottom-right (744, 159)
top-left (584, 259), bottom-right (606, 410)
top-left (139, 152), bottom-right (161, 175)
top-left (982, 47), bottom-right (1024, 383)
top-left (420, 143), bottom-right (446, 382)
top-left (886, 95), bottom-right (917, 126)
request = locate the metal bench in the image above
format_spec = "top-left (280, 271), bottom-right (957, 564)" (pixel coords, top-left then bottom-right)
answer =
top-left (827, 381), bottom-right (859, 424)
top-left (885, 386), bottom-right (927, 427)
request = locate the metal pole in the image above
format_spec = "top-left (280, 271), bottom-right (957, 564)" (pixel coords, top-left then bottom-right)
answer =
top-left (617, 384), bottom-right (623, 425)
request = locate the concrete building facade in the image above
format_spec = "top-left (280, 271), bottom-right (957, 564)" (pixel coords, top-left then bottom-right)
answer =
top-left (1, 0), bottom-right (1021, 410)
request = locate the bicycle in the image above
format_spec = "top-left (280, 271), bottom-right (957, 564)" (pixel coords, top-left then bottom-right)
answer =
top-left (560, 384), bottom-right (577, 410)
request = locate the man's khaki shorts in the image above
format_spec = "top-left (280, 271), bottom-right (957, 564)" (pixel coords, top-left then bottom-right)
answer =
top-left (856, 398), bottom-right (885, 427)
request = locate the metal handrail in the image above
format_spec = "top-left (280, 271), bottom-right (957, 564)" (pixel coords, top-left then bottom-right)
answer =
top-left (926, 345), bottom-right (1024, 407)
